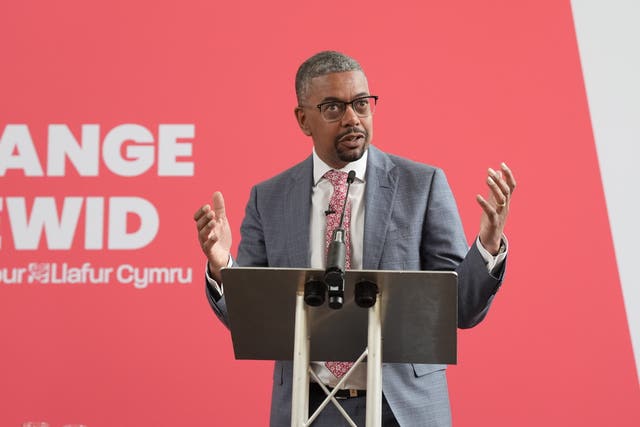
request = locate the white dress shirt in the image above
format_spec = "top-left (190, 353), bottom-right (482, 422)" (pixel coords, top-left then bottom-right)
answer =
top-left (309, 149), bottom-right (369, 389)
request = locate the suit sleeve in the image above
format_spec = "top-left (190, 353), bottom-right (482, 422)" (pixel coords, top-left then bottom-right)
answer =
top-left (421, 168), bottom-right (504, 328)
top-left (204, 185), bottom-right (266, 328)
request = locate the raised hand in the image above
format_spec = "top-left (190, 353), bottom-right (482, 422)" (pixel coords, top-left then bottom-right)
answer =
top-left (476, 162), bottom-right (516, 255)
top-left (193, 191), bottom-right (232, 282)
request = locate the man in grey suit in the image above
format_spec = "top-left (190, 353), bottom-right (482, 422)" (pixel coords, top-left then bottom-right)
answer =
top-left (194, 51), bottom-right (516, 426)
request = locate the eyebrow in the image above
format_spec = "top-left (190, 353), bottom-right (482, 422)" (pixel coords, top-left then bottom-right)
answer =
top-left (319, 92), bottom-right (370, 103)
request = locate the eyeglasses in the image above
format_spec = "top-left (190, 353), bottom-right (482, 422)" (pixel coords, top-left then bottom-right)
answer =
top-left (313, 95), bottom-right (379, 122)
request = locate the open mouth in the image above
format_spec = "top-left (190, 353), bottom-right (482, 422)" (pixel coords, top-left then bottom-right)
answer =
top-left (338, 133), bottom-right (365, 147)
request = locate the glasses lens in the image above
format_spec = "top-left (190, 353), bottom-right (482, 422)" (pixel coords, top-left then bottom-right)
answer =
top-left (321, 102), bottom-right (345, 122)
top-left (353, 97), bottom-right (375, 117)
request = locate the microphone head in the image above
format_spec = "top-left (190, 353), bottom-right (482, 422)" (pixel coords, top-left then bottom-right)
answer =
top-left (355, 280), bottom-right (378, 308)
top-left (347, 170), bottom-right (356, 184)
top-left (304, 279), bottom-right (326, 307)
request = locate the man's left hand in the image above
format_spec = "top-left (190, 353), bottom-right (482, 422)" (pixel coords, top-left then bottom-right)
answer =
top-left (476, 162), bottom-right (516, 255)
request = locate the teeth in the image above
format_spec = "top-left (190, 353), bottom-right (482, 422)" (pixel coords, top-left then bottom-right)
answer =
top-left (342, 134), bottom-right (360, 141)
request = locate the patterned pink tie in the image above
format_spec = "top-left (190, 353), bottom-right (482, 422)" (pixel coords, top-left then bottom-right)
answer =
top-left (323, 170), bottom-right (353, 378)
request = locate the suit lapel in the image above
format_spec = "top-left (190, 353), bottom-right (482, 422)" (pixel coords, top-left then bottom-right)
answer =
top-left (363, 146), bottom-right (398, 269)
top-left (285, 156), bottom-right (313, 267)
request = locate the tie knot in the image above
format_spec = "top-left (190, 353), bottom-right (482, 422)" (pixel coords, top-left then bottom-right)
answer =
top-left (324, 170), bottom-right (348, 188)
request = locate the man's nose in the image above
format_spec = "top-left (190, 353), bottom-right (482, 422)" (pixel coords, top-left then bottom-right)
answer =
top-left (341, 104), bottom-right (361, 126)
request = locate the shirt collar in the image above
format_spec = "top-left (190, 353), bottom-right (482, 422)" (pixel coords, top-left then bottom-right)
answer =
top-left (312, 148), bottom-right (368, 186)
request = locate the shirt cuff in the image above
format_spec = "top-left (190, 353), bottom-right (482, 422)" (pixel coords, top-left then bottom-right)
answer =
top-left (475, 235), bottom-right (508, 274)
top-left (205, 256), bottom-right (233, 298)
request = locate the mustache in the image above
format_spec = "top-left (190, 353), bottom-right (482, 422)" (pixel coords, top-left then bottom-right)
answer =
top-left (335, 127), bottom-right (368, 143)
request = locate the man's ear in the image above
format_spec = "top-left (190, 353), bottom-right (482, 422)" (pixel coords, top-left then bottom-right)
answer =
top-left (294, 107), bottom-right (312, 136)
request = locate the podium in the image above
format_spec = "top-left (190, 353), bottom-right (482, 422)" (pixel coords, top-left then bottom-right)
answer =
top-left (221, 267), bottom-right (457, 427)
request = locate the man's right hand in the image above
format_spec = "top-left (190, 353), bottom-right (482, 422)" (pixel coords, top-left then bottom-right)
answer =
top-left (193, 191), bottom-right (232, 283)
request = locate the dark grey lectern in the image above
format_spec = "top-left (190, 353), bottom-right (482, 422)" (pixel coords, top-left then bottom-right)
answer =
top-left (221, 267), bottom-right (458, 427)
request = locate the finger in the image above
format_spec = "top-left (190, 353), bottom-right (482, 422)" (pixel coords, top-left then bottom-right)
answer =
top-left (476, 194), bottom-right (499, 220)
top-left (193, 204), bottom-right (211, 221)
top-left (196, 211), bottom-right (215, 234)
top-left (199, 223), bottom-right (218, 249)
top-left (201, 232), bottom-right (219, 251)
top-left (488, 168), bottom-right (510, 200)
top-left (198, 220), bottom-right (213, 242)
top-left (486, 175), bottom-right (507, 207)
top-left (500, 162), bottom-right (517, 194)
top-left (212, 192), bottom-right (226, 221)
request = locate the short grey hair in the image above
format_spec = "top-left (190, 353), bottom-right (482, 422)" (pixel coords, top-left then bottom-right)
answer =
top-left (295, 51), bottom-right (363, 104)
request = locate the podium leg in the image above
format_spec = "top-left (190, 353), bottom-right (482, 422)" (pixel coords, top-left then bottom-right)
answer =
top-left (366, 298), bottom-right (382, 427)
top-left (291, 292), bottom-right (310, 426)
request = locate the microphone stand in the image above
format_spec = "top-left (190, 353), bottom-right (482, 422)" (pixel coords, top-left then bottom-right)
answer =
top-left (325, 170), bottom-right (356, 309)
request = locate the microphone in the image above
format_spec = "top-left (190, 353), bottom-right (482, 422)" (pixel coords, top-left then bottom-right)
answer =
top-left (325, 170), bottom-right (356, 309)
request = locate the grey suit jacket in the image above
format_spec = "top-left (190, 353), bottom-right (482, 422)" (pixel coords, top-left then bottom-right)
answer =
top-left (206, 145), bottom-right (504, 426)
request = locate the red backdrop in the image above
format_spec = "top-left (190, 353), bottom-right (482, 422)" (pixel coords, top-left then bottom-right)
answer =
top-left (1, 1), bottom-right (638, 426)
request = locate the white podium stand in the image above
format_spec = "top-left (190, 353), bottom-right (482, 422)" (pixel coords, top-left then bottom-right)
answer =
top-left (221, 267), bottom-right (458, 427)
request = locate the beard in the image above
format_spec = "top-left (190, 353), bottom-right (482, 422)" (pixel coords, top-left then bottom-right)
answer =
top-left (334, 126), bottom-right (371, 163)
